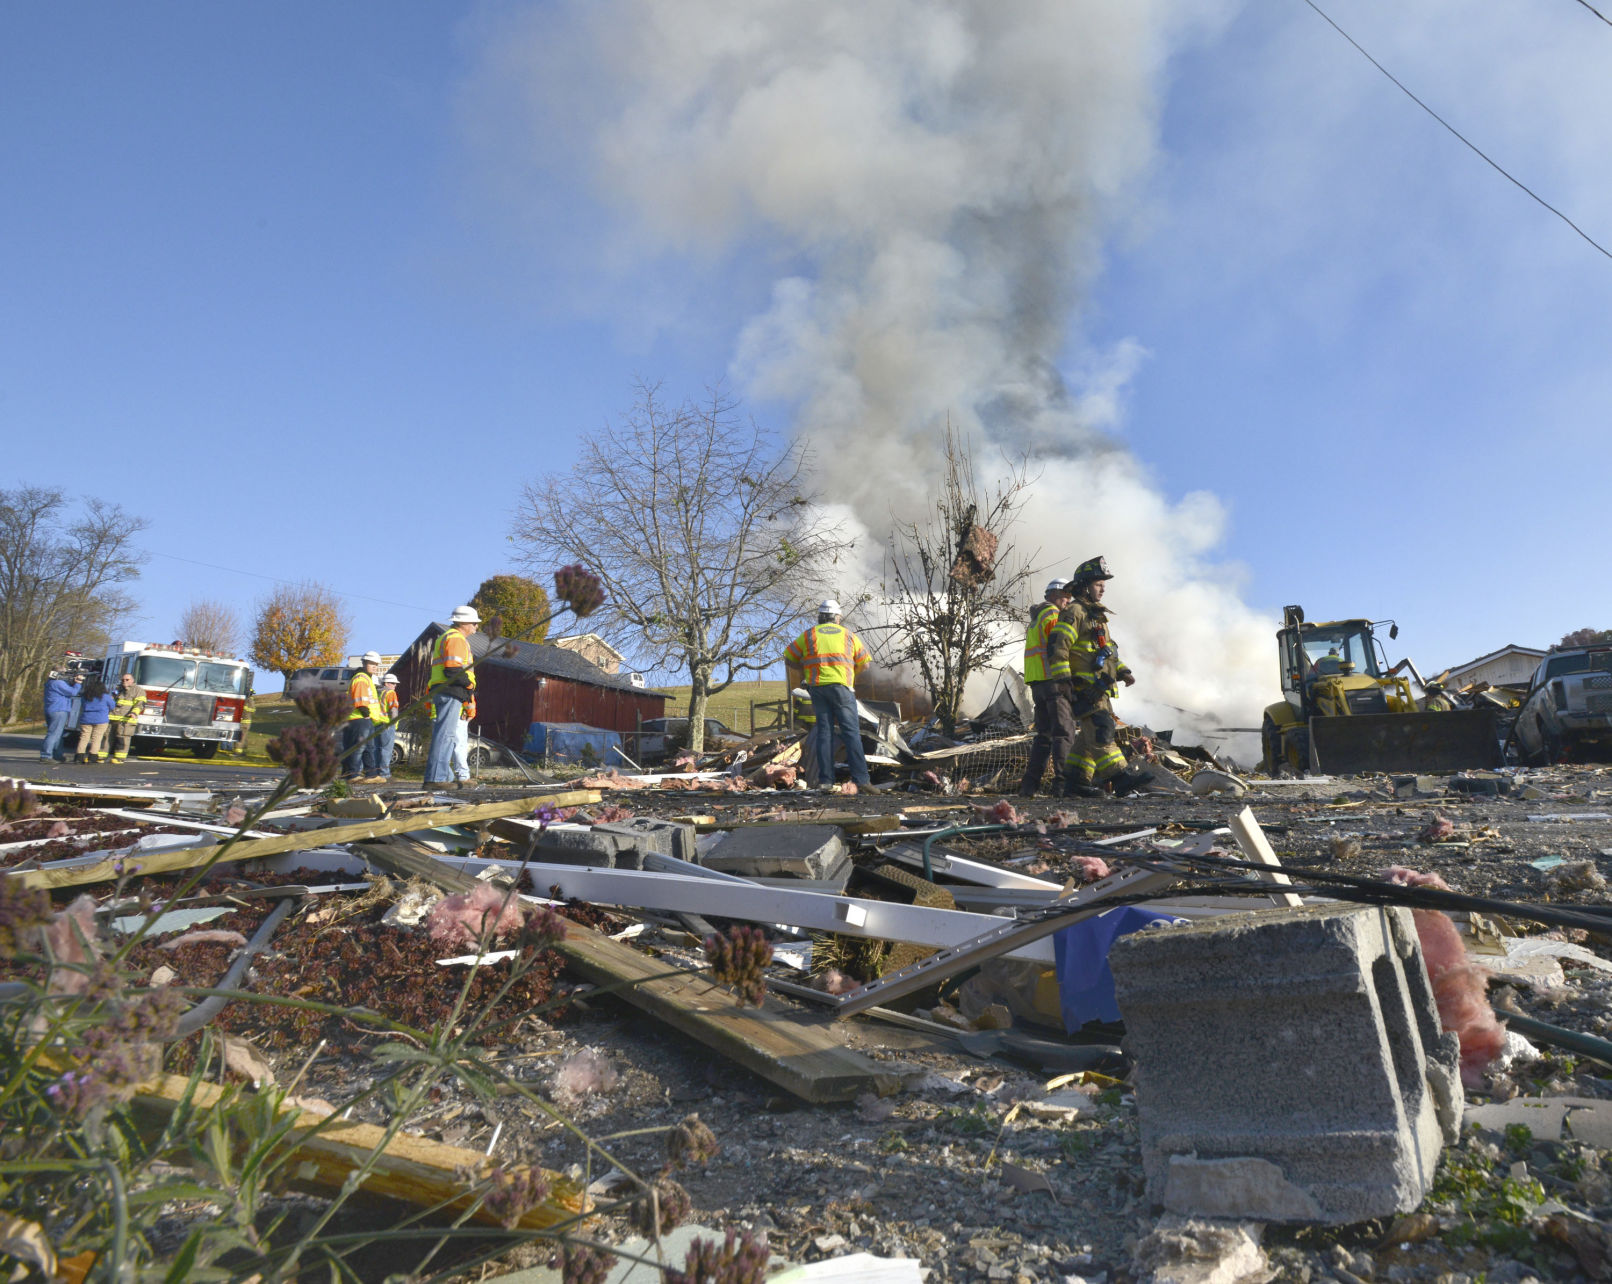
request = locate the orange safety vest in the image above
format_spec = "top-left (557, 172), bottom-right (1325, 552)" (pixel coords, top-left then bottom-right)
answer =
top-left (429, 627), bottom-right (477, 694)
top-left (783, 622), bottom-right (867, 688)
top-left (377, 686), bottom-right (400, 725)
top-left (348, 670), bottom-right (381, 721)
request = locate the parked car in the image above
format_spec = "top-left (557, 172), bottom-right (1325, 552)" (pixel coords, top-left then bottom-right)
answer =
top-left (1513, 645), bottom-right (1612, 766)
top-left (634, 716), bottom-right (750, 763)
top-left (388, 724), bottom-right (527, 773)
top-left (284, 666), bottom-right (362, 700)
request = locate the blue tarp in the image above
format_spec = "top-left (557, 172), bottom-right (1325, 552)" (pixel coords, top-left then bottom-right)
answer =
top-left (522, 721), bottom-right (627, 765)
top-left (1053, 906), bottom-right (1187, 1030)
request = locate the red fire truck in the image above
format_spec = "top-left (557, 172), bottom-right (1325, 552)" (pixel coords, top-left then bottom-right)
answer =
top-left (90, 642), bottom-right (255, 758)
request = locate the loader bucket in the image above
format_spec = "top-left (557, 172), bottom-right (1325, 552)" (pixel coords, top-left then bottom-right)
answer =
top-left (1308, 708), bottom-right (1502, 775)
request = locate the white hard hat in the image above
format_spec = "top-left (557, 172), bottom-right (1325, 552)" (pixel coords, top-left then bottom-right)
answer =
top-left (1045, 579), bottom-right (1067, 596)
top-left (382, 673), bottom-right (399, 684)
top-left (818, 599), bottom-right (842, 616)
top-left (361, 650), bottom-right (383, 665)
top-left (451, 605), bottom-right (481, 624)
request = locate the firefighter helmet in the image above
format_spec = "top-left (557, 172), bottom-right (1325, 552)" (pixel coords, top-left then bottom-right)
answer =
top-left (1068, 556), bottom-right (1113, 586)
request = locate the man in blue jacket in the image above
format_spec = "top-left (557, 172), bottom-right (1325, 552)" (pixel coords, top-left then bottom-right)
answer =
top-left (41, 670), bottom-right (82, 763)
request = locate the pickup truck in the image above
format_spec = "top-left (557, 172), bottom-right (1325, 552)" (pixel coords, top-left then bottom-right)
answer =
top-left (1513, 645), bottom-right (1612, 765)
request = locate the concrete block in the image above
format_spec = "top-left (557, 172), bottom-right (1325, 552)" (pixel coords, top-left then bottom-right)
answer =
top-left (1109, 902), bottom-right (1457, 1225)
top-left (531, 818), bottom-right (695, 870)
top-left (700, 824), bottom-right (847, 880)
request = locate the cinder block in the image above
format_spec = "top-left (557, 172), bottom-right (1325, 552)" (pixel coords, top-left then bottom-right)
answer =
top-left (1108, 902), bottom-right (1460, 1225)
top-left (700, 824), bottom-right (847, 880)
top-left (533, 818), bottom-right (695, 870)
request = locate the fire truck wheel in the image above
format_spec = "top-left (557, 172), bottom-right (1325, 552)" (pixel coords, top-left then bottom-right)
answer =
top-left (131, 737), bottom-right (162, 757)
top-left (191, 742), bottom-right (220, 760)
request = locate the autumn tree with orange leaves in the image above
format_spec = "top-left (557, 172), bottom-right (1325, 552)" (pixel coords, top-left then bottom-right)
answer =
top-left (249, 583), bottom-right (351, 683)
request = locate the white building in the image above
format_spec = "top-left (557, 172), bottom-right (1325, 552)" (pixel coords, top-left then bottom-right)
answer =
top-left (1443, 644), bottom-right (1547, 689)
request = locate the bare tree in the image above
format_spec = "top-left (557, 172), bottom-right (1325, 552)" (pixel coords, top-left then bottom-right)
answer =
top-left (177, 598), bottom-right (242, 654)
top-left (0, 486), bottom-right (146, 724)
top-left (878, 425), bottom-right (1037, 734)
top-left (515, 381), bottom-right (853, 751)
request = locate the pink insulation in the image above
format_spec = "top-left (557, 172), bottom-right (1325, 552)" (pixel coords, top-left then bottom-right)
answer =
top-left (426, 883), bottom-right (528, 948)
top-left (1379, 866), bottom-right (1505, 1088)
top-left (1072, 856), bottom-right (1111, 882)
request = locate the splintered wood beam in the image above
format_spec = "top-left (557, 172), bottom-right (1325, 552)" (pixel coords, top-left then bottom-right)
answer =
top-left (692, 813), bottom-right (900, 835)
top-left (132, 1072), bottom-right (588, 1231)
top-left (1228, 806), bottom-right (1305, 908)
top-left (7, 792), bottom-right (602, 891)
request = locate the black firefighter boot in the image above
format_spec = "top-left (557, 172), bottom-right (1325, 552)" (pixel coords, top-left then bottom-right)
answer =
top-left (1061, 772), bottom-right (1102, 799)
top-left (1110, 766), bottom-right (1155, 797)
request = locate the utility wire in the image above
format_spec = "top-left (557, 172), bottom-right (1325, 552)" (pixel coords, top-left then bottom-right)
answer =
top-left (143, 548), bottom-right (436, 615)
top-left (1300, 0), bottom-right (1612, 262)
top-left (1571, 0), bottom-right (1612, 30)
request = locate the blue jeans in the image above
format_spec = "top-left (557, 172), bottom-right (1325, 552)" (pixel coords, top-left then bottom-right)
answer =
top-left (426, 694), bottom-right (468, 782)
top-left (42, 710), bottom-right (70, 760)
top-left (376, 722), bottom-right (397, 778)
top-left (342, 718), bottom-right (373, 777)
top-left (808, 683), bottom-right (869, 787)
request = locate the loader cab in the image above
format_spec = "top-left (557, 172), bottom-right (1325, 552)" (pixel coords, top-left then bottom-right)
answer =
top-left (1279, 619), bottom-right (1384, 714)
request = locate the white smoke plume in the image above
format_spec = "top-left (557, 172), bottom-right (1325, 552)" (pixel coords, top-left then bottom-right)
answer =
top-left (475, 0), bottom-right (1272, 752)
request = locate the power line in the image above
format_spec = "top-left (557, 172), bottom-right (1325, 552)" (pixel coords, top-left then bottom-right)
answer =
top-left (1571, 0), bottom-right (1612, 30)
top-left (1299, 0), bottom-right (1612, 262)
top-left (143, 548), bottom-right (436, 614)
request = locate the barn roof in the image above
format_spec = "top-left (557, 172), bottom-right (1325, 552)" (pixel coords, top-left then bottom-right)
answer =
top-left (466, 629), bottom-right (657, 695)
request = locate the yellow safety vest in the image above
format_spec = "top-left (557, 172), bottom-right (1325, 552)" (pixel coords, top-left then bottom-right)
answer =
top-left (783, 623), bottom-right (866, 688)
top-left (1023, 604), bottom-right (1074, 683)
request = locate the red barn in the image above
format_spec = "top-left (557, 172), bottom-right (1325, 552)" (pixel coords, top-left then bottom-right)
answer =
top-left (390, 624), bottom-right (667, 753)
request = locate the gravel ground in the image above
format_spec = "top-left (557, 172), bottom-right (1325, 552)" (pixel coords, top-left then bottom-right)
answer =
top-left (343, 762), bottom-right (1612, 1283)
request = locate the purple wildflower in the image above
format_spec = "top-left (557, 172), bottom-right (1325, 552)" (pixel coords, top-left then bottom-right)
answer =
top-left (293, 688), bottom-right (350, 728)
top-left (703, 926), bottom-right (773, 1007)
top-left (533, 803), bottom-right (563, 828)
top-left (0, 780), bottom-right (40, 824)
top-left (553, 565), bottom-right (606, 619)
top-left (0, 878), bottom-right (53, 953)
top-left (630, 1178), bottom-right (692, 1237)
top-left (555, 1242), bottom-right (617, 1284)
top-left (482, 1163), bottom-right (552, 1229)
top-left (45, 1069), bottom-right (108, 1119)
top-left (664, 1229), bottom-right (771, 1284)
top-left (266, 723), bottom-right (340, 789)
top-left (667, 1113), bottom-right (720, 1169)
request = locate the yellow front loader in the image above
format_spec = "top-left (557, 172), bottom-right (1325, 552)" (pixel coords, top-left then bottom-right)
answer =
top-left (1260, 605), bottom-right (1501, 775)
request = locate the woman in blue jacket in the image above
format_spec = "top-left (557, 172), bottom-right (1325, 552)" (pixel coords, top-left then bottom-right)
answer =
top-left (40, 672), bottom-right (82, 762)
top-left (74, 678), bottom-right (116, 764)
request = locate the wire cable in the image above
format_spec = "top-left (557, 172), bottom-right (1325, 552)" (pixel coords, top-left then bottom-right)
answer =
top-left (1570, 0), bottom-right (1612, 30)
top-left (143, 547), bottom-right (436, 614)
top-left (1299, 0), bottom-right (1612, 261)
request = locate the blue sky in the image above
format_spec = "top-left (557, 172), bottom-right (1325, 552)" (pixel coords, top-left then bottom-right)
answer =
top-left (4, 1), bottom-right (1608, 705)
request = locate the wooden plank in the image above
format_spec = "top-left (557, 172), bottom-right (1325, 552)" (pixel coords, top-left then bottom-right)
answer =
top-left (551, 926), bottom-right (891, 1103)
top-left (362, 842), bottom-right (889, 1104)
top-left (7, 791), bottom-right (601, 891)
top-left (132, 1072), bottom-right (587, 1231)
top-left (1228, 806), bottom-right (1304, 908)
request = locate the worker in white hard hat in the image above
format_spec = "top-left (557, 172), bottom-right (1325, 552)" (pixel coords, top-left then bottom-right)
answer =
top-left (344, 651), bottom-right (387, 784)
top-left (1018, 578), bottom-right (1078, 796)
top-left (375, 672), bottom-right (401, 780)
top-left (783, 599), bottom-right (878, 793)
top-left (425, 606), bottom-right (481, 789)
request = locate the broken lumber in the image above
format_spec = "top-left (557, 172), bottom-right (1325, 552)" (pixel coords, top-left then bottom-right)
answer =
top-left (7, 791), bottom-right (602, 891)
top-left (363, 842), bottom-right (890, 1104)
top-left (132, 1072), bottom-right (587, 1231)
top-left (693, 813), bottom-right (900, 836)
top-left (1227, 806), bottom-right (1304, 908)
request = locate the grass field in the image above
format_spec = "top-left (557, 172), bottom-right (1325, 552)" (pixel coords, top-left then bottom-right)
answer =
top-left (656, 678), bottom-right (794, 734)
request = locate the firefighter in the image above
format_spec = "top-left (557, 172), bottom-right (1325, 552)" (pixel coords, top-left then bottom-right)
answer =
top-left (426, 606), bottom-right (480, 789)
top-left (376, 673), bottom-right (401, 780)
top-left (1018, 579), bottom-right (1077, 796)
top-left (1422, 681), bottom-right (1454, 712)
top-left (1060, 557), bottom-right (1152, 798)
top-left (108, 672), bottom-right (147, 763)
top-left (783, 600), bottom-right (879, 793)
top-left (343, 651), bottom-right (385, 783)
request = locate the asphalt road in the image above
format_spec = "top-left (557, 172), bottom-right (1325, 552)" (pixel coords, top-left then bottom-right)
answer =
top-left (0, 733), bottom-right (285, 793)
